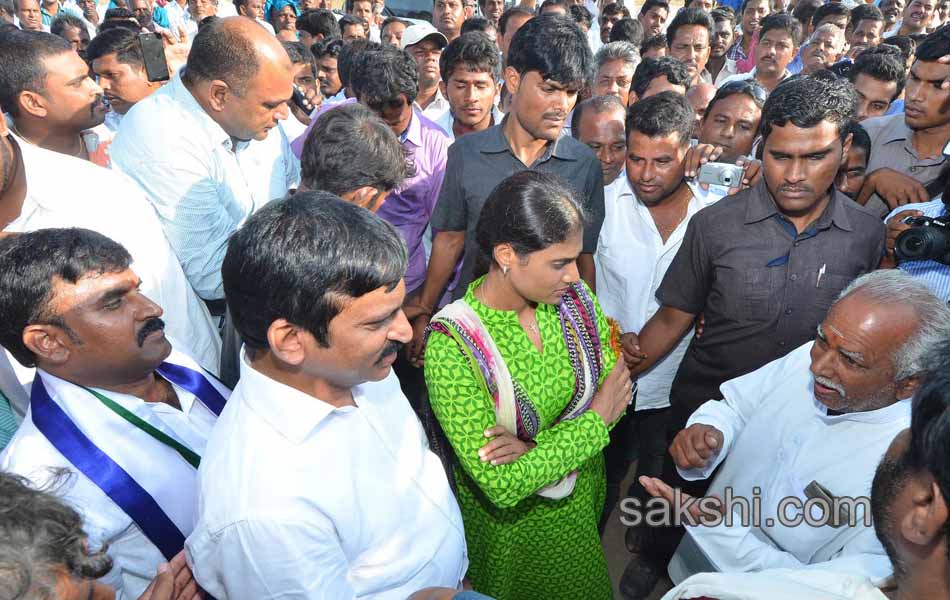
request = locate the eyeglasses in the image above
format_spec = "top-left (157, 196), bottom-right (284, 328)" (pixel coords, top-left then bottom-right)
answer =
top-left (718, 79), bottom-right (768, 105)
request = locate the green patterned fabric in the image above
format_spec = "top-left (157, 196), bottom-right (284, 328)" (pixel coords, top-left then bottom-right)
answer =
top-left (425, 277), bottom-right (617, 600)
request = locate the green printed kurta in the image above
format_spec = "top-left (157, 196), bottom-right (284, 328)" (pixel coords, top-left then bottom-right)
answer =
top-left (424, 279), bottom-right (617, 600)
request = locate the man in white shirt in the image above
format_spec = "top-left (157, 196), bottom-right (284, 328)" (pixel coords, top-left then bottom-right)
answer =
top-left (187, 192), bottom-right (468, 599)
top-left (0, 228), bottom-right (231, 599)
top-left (111, 16), bottom-right (300, 303)
top-left (639, 270), bottom-right (950, 585)
top-left (403, 23), bottom-right (452, 122)
top-left (434, 30), bottom-right (503, 142)
top-left (0, 112), bottom-right (221, 419)
top-left (718, 13), bottom-right (800, 93)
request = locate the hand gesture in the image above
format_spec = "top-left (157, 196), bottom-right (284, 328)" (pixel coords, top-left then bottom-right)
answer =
top-left (590, 358), bottom-right (634, 425)
top-left (669, 423), bottom-right (724, 470)
top-left (885, 209), bottom-right (925, 264)
top-left (478, 425), bottom-right (534, 466)
top-left (639, 476), bottom-right (725, 526)
top-left (858, 168), bottom-right (930, 209)
top-left (138, 551), bottom-right (203, 600)
top-left (620, 332), bottom-right (647, 371)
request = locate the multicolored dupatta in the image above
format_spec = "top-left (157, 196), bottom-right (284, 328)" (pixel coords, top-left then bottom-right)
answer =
top-left (427, 282), bottom-right (607, 500)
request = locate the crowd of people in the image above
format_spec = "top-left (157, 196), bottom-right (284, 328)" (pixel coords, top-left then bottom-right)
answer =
top-left (0, 0), bottom-right (948, 597)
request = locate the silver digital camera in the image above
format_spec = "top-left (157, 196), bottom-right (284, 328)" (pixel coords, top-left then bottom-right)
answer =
top-left (697, 162), bottom-right (745, 188)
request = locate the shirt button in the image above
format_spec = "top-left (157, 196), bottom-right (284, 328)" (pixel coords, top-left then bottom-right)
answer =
top-left (790, 274), bottom-right (798, 281)
top-left (785, 308), bottom-right (793, 315)
top-left (793, 241), bottom-right (800, 247)
top-left (779, 341), bottom-right (787, 347)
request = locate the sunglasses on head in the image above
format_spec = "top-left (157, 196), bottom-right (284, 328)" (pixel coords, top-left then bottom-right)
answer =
top-left (719, 79), bottom-right (768, 105)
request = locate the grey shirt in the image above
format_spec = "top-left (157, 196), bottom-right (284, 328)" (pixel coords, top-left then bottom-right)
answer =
top-left (430, 120), bottom-right (606, 301)
top-left (656, 180), bottom-right (886, 428)
top-left (863, 113), bottom-right (947, 218)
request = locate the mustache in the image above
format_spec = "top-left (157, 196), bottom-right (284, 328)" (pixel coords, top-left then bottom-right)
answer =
top-left (779, 184), bottom-right (812, 193)
top-left (814, 375), bottom-right (846, 397)
top-left (375, 339), bottom-right (404, 366)
top-left (136, 317), bottom-right (165, 347)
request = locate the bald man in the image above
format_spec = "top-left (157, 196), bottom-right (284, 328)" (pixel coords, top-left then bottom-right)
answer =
top-left (111, 16), bottom-right (300, 305)
top-left (687, 82), bottom-right (716, 136)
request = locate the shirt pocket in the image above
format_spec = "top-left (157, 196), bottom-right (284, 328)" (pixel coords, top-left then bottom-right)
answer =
top-left (812, 273), bottom-right (854, 315)
top-left (713, 267), bottom-right (772, 322)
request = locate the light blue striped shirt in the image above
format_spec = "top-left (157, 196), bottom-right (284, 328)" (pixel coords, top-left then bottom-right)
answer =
top-left (887, 198), bottom-right (950, 302)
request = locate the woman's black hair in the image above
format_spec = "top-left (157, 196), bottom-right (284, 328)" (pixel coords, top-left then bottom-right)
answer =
top-left (473, 170), bottom-right (586, 277)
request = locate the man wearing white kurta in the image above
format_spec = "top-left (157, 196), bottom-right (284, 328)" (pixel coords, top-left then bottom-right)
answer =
top-left (0, 122), bottom-right (221, 420)
top-left (0, 229), bottom-right (231, 599)
top-left (187, 192), bottom-right (468, 599)
top-left (654, 270), bottom-right (950, 585)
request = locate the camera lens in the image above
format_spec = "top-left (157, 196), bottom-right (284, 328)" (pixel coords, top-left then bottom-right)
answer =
top-left (896, 227), bottom-right (950, 264)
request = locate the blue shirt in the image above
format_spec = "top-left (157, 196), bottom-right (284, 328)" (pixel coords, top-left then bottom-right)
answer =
top-left (887, 198), bottom-right (950, 302)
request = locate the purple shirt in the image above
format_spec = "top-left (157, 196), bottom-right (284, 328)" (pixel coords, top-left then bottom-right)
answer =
top-left (291, 102), bottom-right (449, 294)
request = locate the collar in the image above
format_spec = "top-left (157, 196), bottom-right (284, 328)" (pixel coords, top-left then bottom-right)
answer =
top-left (479, 117), bottom-right (576, 161)
top-left (742, 179), bottom-right (853, 232)
top-left (814, 395), bottom-right (912, 425)
top-left (236, 350), bottom-right (342, 445)
top-left (167, 69), bottom-right (240, 153)
top-left (877, 112), bottom-right (913, 146)
top-left (401, 107), bottom-right (423, 147)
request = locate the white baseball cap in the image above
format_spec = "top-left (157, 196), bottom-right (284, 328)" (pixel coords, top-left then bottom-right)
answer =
top-left (400, 22), bottom-right (449, 50)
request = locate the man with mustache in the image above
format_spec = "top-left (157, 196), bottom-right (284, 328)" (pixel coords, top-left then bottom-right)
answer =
top-left (667, 7), bottom-right (714, 86)
top-left (187, 193), bottom-right (468, 598)
top-left (0, 228), bottom-right (231, 600)
top-left (859, 26), bottom-right (949, 218)
top-left (719, 13), bottom-right (800, 92)
top-left (651, 270), bottom-right (949, 583)
top-left (887, 0), bottom-right (936, 36)
top-left (619, 76), bottom-right (885, 598)
top-left (404, 15), bottom-right (604, 366)
top-left (799, 23), bottom-right (846, 75)
top-left (707, 7), bottom-right (737, 84)
top-left (0, 30), bottom-right (109, 166)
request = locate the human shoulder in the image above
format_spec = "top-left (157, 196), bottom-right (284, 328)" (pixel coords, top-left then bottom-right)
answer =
top-left (837, 194), bottom-right (888, 232)
top-left (860, 113), bottom-right (904, 143)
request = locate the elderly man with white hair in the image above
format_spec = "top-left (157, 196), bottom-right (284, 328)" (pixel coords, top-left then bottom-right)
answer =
top-left (800, 23), bottom-right (847, 74)
top-left (635, 270), bottom-right (950, 585)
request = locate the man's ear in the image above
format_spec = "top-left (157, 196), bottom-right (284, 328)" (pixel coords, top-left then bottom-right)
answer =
top-left (206, 80), bottom-right (232, 113)
top-left (900, 475), bottom-right (950, 547)
top-left (503, 65), bottom-right (521, 98)
top-left (895, 374), bottom-right (922, 400)
top-left (17, 89), bottom-right (49, 119)
top-left (340, 186), bottom-right (387, 212)
top-left (439, 80), bottom-right (447, 98)
top-left (841, 132), bottom-right (853, 162)
top-left (22, 325), bottom-right (72, 367)
top-left (266, 318), bottom-right (308, 366)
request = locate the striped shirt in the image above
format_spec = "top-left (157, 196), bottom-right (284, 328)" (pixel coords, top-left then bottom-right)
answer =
top-left (887, 198), bottom-right (950, 302)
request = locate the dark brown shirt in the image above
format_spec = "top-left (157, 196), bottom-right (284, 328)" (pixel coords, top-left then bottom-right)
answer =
top-left (656, 180), bottom-right (886, 428)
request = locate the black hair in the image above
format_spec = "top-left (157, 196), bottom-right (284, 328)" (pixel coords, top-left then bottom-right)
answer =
top-left (440, 31), bottom-right (502, 83)
top-left (381, 16), bottom-right (409, 33)
top-left (909, 32), bottom-right (929, 45)
top-left (103, 6), bottom-right (135, 20)
top-left (812, 2), bottom-right (849, 28)
top-left (626, 90), bottom-right (694, 146)
top-left (539, 0), bottom-right (569, 14)
top-left (297, 8), bottom-right (341, 39)
top-left (474, 170), bottom-right (586, 276)
top-left (346, 0), bottom-right (371, 10)
top-left (704, 78), bottom-right (766, 118)
top-left (337, 38), bottom-right (377, 87)
top-left (711, 6), bottom-right (736, 25)
top-left (338, 13), bottom-right (367, 34)
top-left (0, 30), bottom-right (71, 117)
top-left (96, 18), bottom-right (141, 34)
top-left (883, 35), bottom-right (916, 61)
top-left (0, 0), bottom-right (13, 16)
top-left (738, 0), bottom-right (767, 18)
top-left (609, 17), bottom-right (644, 46)
top-left (631, 55), bottom-right (690, 98)
top-left (845, 121), bottom-right (871, 156)
top-left (570, 94), bottom-right (626, 139)
top-left (0, 471), bottom-right (114, 599)
top-left (640, 33), bottom-right (667, 54)
top-left (506, 14), bottom-right (593, 86)
top-left (792, 0), bottom-right (821, 31)
top-left (50, 13), bottom-right (87, 37)
top-left (461, 15), bottom-right (495, 34)
top-left (639, 0), bottom-right (669, 17)
top-left (666, 7), bottom-right (714, 46)
top-left (0, 228), bottom-right (132, 367)
top-left (600, 1), bottom-right (628, 22)
top-left (569, 4), bottom-right (592, 29)
top-left (311, 36), bottom-right (344, 60)
top-left (848, 3), bottom-right (883, 30)
top-left (282, 40), bottom-right (315, 77)
top-left (86, 27), bottom-right (144, 69)
top-left (915, 24), bottom-right (950, 62)
top-left (760, 12), bottom-right (802, 47)
top-left (350, 45), bottom-right (419, 105)
top-left (850, 51), bottom-right (906, 100)
top-left (760, 75), bottom-right (856, 142)
top-left (182, 17), bottom-right (260, 95)
top-left (222, 192), bottom-right (408, 349)
top-left (301, 102), bottom-right (412, 196)
top-left (498, 6), bottom-right (532, 36)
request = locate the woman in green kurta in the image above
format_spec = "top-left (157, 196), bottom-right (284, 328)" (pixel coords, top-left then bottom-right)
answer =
top-left (424, 171), bottom-right (633, 600)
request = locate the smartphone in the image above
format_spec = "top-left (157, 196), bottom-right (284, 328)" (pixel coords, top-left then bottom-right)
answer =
top-left (139, 33), bottom-right (170, 83)
top-left (697, 162), bottom-right (745, 188)
top-left (291, 84), bottom-right (315, 113)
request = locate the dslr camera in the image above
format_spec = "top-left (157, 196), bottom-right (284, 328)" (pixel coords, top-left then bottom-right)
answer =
top-left (896, 215), bottom-right (950, 265)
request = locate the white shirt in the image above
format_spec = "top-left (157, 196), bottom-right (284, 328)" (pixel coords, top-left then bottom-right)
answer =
top-left (671, 342), bottom-right (907, 584)
top-left (662, 568), bottom-right (888, 600)
top-left (0, 346), bottom-right (225, 600)
top-left (594, 173), bottom-right (706, 411)
top-left (717, 68), bottom-right (791, 89)
top-left (186, 354), bottom-right (469, 599)
top-left (111, 70), bottom-right (300, 300)
top-left (0, 136), bottom-right (222, 416)
top-left (414, 88), bottom-right (451, 123)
